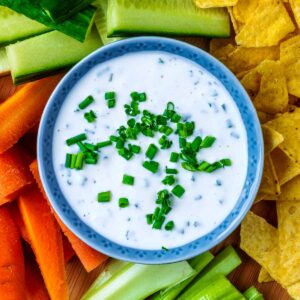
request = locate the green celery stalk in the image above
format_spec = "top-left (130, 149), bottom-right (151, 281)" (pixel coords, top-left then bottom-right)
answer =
top-left (178, 245), bottom-right (242, 300)
top-left (40, 0), bottom-right (94, 23)
top-left (180, 274), bottom-right (245, 300)
top-left (0, 48), bottom-right (10, 76)
top-left (0, 0), bottom-right (96, 42)
top-left (93, 0), bottom-right (121, 45)
top-left (81, 261), bottom-right (196, 300)
top-left (243, 286), bottom-right (264, 300)
top-left (152, 251), bottom-right (214, 300)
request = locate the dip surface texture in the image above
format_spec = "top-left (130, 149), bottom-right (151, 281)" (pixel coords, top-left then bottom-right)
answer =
top-left (53, 51), bottom-right (248, 250)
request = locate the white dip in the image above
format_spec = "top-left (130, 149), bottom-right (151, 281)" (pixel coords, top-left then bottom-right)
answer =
top-left (53, 51), bottom-right (248, 250)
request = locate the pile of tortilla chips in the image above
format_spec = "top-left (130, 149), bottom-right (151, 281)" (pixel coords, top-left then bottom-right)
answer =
top-left (194, 0), bottom-right (300, 298)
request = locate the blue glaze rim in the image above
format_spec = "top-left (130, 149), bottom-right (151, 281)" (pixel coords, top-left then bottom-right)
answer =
top-left (38, 37), bottom-right (263, 264)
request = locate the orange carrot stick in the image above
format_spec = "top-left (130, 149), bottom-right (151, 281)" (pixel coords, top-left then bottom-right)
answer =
top-left (0, 145), bottom-right (33, 205)
top-left (0, 75), bottom-right (62, 154)
top-left (18, 187), bottom-right (68, 300)
top-left (30, 159), bottom-right (108, 272)
top-left (62, 235), bottom-right (75, 263)
top-left (25, 260), bottom-right (50, 300)
top-left (0, 206), bottom-right (26, 300)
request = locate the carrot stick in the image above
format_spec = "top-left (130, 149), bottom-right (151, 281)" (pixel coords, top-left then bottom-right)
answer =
top-left (0, 145), bottom-right (33, 205)
top-left (0, 75), bottom-right (62, 154)
top-left (18, 187), bottom-right (69, 300)
top-left (30, 159), bottom-right (108, 272)
top-left (0, 206), bottom-right (26, 300)
top-left (25, 259), bottom-right (50, 300)
top-left (62, 235), bottom-right (75, 263)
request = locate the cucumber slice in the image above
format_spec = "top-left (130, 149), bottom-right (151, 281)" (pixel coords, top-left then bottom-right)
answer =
top-left (0, 6), bottom-right (50, 45)
top-left (243, 286), bottom-right (264, 300)
top-left (94, 0), bottom-right (121, 45)
top-left (0, 48), bottom-right (10, 76)
top-left (107, 0), bottom-right (230, 38)
top-left (6, 28), bottom-right (102, 84)
top-left (40, 0), bottom-right (94, 23)
top-left (0, 0), bottom-right (96, 42)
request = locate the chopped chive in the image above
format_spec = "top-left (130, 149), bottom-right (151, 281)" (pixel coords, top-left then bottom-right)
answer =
top-left (165, 221), bottom-right (174, 231)
top-left (143, 161), bottom-right (159, 173)
top-left (129, 144), bottom-right (141, 154)
top-left (146, 144), bottom-right (158, 160)
top-left (162, 175), bottom-right (176, 186)
top-left (96, 140), bottom-right (112, 149)
top-left (78, 95), bottom-right (94, 110)
top-left (167, 102), bottom-right (175, 111)
top-left (139, 92), bottom-right (147, 102)
top-left (159, 125), bottom-right (173, 136)
top-left (66, 133), bottom-right (87, 146)
top-left (206, 162), bottom-right (223, 173)
top-left (84, 110), bottom-right (97, 123)
top-left (197, 161), bottom-right (210, 171)
top-left (97, 191), bottom-right (111, 202)
top-left (156, 115), bottom-right (167, 125)
top-left (70, 154), bottom-right (77, 169)
top-left (220, 158), bottom-right (232, 166)
top-left (105, 91), bottom-right (116, 100)
top-left (85, 158), bottom-right (98, 164)
top-left (152, 216), bottom-right (166, 229)
top-left (159, 135), bottom-right (173, 149)
top-left (118, 148), bottom-right (133, 160)
top-left (179, 137), bottom-right (187, 148)
top-left (162, 246), bottom-right (169, 251)
top-left (116, 140), bottom-right (125, 149)
top-left (170, 152), bottom-right (179, 163)
top-left (172, 185), bottom-right (185, 198)
top-left (122, 174), bottom-right (135, 186)
top-left (65, 153), bottom-right (72, 168)
top-left (171, 113), bottom-right (181, 123)
top-left (107, 99), bottom-right (116, 108)
top-left (130, 91), bottom-right (140, 101)
top-left (191, 136), bottom-right (202, 152)
top-left (165, 167), bottom-right (178, 175)
top-left (119, 198), bottom-right (129, 208)
top-left (146, 214), bottom-right (153, 225)
top-left (201, 136), bottom-right (216, 148)
top-left (84, 143), bottom-right (96, 152)
top-left (181, 162), bottom-right (197, 172)
top-left (127, 118), bottom-right (136, 128)
top-left (153, 207), bottom-right (161, 221)
top-left (77, 141), bottom-right (87, 152)
top-left (75, 152), bottom-right (85, 170)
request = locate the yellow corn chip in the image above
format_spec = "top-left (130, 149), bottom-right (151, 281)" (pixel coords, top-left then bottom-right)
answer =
top-left (280, 35), bottom-right (300, 97)
top-left (227, 7), bottom-right (243, 34)
top-left (278, 176), bottom-right (300, 201)
top-left (219, 46), bottom-right (279, 74)
top-left (253, 60), bottom-right (288, 114)
top-left (287, 282), bottom-right (300, 300)
top-left (290, 0), bottom-right (300, 28)
top-left (267, 107), bottom-right (300, 163)
top-left (212, 44), bottom-right (236, 60)
top-left (240, 68), bottom-right (260, 98)
top-left (258, 268), bottom-right (274, 283)
top-left (277, 201), bottom-right (300, 285)
top-left (209, 37), bottom-right (235, 54)
top-left (235, 0), bottom-right (295, 47)
top-left (240, 211), bottom-right (281, 283)
top-left (257, 111), bottom-right (274, 124)
top-left (232, 0), bottom-right (259, 24)
top-left (258, 155), bottom-right (280, 197)
top-left (262, 125), bottom-right (284, 155)
top-left (254, 192), bottom-right (267, 203)
top-left (271, 148), bottom-right (300, 185)
top-left (194, 0), bottom-right (237, 8)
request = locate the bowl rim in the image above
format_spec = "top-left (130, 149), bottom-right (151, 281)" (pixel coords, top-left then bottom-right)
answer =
top-left (38, 36), bottom-right (264, 264)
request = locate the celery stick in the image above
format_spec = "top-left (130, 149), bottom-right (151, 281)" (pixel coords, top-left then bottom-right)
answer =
top-left (152, 251), bottom-right (214, 300)
top-left (178, 246), bottom-right (242, 300)
top-left (182, 275), bottom-right (245, 300)
top-left (81, 261), bottom-right (195, 300)
top-left (243, 286), bottom-right (264, 300)
top-left (0, 48), bottom-right (10, 76)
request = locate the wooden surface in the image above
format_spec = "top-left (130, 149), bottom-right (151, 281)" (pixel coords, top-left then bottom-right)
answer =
top-left (0, 72), bottom-right (291, 300)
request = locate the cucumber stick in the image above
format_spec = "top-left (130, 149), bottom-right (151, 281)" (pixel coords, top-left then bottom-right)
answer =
top-left (0, 6), bottom-right (50, 45)
top-left (94, 0), bottom-right (122, 45)
top-left (0, 48), bottom-right (10, 76)
top-left (152, 251), bottom-right (214, 300)
top-left (181, 275), bottom-right (245, 300)
top-left (81, 261), bottom-right (195, 300)
top-left (243, 287), bottom-right (264, 300)
top-left (178, 246), bottom-right (242, 300)
top-left (40, 0), bottom-right (94, 23)
top-left (0, 0), bottom-right (96, 42)
top-left (6, 28), bottom-right (102, 84)
top-left (107, 0), bottom-right (230, 38)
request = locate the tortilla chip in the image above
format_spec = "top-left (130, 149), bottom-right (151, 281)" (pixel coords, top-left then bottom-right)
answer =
top-left (258, 268), bottom-right (274, 283)
top-left (253, 60), bottom-right (288, 114)
top-left (257, 111), bottom-right (274, 124)
top-left (289, 94), bottom-right (299, 105)
top-left (267, 107), bottom-right (300, 164)
top-left (240, 211), bottom-right (281, 283)
top-left (219, 46), bottom-right (279, 74)
top-left (262, 125), bottom-right (284, 155)
top-left (254, 192), bottom-right (267, 203)
top-left (240, 68), bottom-right (261, 98)
top-left (235, 0), bottom-right (295, 47)
top-left (278, 175), bottom-right (300, 201)
top-left (227, 7), bottom-right (243, 34)
top-left (212, 44), bottom-right (236, 60)
top-left (287, 282), bottom-right (300, 300)
top-left (280, 35), bottom-right (300, 97)
top-left (194, 0), bottom-right (237, 8)
top-left (277, 201), bottom-right (300, 285)
top-left (209, 37), bottom-right (235, 54)
top-left (290, 0), bottom-right (300, 28)
top-left (258, 155), bottom-right (280, 197)
top-left (271, 148), bottom-right (300, 185)
top-left (232, 0), bottom-right (259, 24)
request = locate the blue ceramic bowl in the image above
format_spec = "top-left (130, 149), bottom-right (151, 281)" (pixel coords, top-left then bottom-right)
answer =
top-left (38, 37), bottom-right (263, 264)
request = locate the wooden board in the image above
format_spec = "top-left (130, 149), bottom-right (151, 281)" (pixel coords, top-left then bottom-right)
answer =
top-left (0, 75), bottom-right (291, 299)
